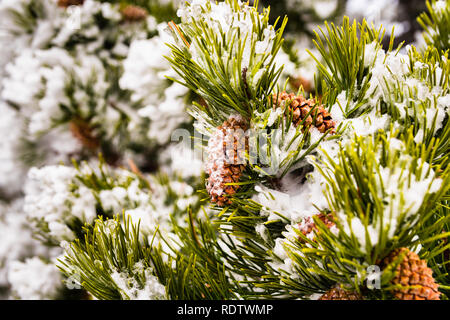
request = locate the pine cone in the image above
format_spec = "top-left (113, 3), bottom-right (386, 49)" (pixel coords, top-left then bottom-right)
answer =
top-left (273, 92), bottom-right (335, 134)
top-left (57, 0), bottom-right (84, 8)
top-left (298, 212), bottom-right (335, 242)
top-left (319, 286), bottom-right (363, 300)
top-left (121, 5), bottom-right (148, 22)
top-left (206, 115), bottom-right (248, 206)
top-left (69, 118), bottom-right (99, 151)
top-left (382, 247), bottom-right (441, 300)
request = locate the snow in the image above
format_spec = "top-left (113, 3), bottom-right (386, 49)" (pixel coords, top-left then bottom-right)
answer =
top-left (433, 0), bottom-right (447, 14)
top-left (361, 43), bottom-right (449, 135)
top-left (159, 143), bottom-right (204, 179)
top-left (177, 0), bottom-right (290, 102)
top-left (99, 187), bottom-right (129, 214)
top-left (8, 257), bottom-right (63, 300)
top-left (253, 167), bottom-right (329, 223)
top-left (0, 200), bottom-right (58, 288)
top-left (0, 47), bottom-right (108, 162)
top-left (286, 0), bottom-right (339, 19)
top-left (24, 165), bottom-right (98, 242)
top-left (110, 267), bottom-right (166, 300)
top-left (378, 158), bottom-right (442, 239)
top-left (346, 0), bottom-right (408, 36)
top-left (21, 161), bottom-right (200, 240)
top-left (340, 216), bottom-right (379, 252)
top-left (255, 223), bottom-right (270, 243)
top-left (0, 102), bottom-right (27, 196)
top-left (120, 24), bottom-right (191, 144)
top-left (268, 237), bottom-right (296, 277)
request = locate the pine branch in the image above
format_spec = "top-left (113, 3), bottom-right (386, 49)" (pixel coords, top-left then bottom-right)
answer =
top-left (166, 0), bottom-right (288, 126)
top-left (58, 216), bottom-right (166, 300)
top-left (417, 0), bottom-right (450, 54)
top-left (290, 128), bottom-right (450, 292)
top-left (309, 17), bottom-right (393, 117)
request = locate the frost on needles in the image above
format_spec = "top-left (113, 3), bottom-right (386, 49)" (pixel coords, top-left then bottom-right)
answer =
top-left (164, 0), bottom-right (450, 300)
top-left (0, 0), bottom-right (449, 301)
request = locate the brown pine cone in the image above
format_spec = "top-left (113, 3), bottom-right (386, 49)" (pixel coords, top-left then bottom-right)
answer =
top-left (57, 0), bottom-right (84, 8)
top-left (382, 247), bottom-right (441, 300)
top-left (120, 5), bottom-right (148, 22)
top-left (69, 118), bottom-right (99, 151)
top-left (206, 115), bottom-right (248, 206)
top-left (319, 286), bottom-right (363, 300)
top-left (273, 91), bottom-right (335, 134)
top-left (298, 212), bottom-right (335, 242)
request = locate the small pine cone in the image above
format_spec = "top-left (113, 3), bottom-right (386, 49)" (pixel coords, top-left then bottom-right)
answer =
top-left (273, 91), bottom-right (335, 134)
top-left (382, 248), bottom-right (441, 300)
top-left (121, 5), bottom-right (148, 22)
top-left (206, 115), bottom-right (248, 206)
top-left (319, 286), bottom-right (363, 300)
top-left (69, 118), bottom-right (99, 151)
top-left (57, 0), bottom-right (84, 8)
top-left (298, 212), bottom-right (335, 242)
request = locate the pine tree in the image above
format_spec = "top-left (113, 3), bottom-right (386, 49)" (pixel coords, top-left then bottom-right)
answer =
top-left (162, 0), bottom-right (449, 300)
top-left (0, 0), bottom-right (449, 301)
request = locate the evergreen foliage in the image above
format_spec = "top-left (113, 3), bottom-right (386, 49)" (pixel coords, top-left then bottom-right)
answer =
top-left (0, 0), bottom-right (449, 301)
